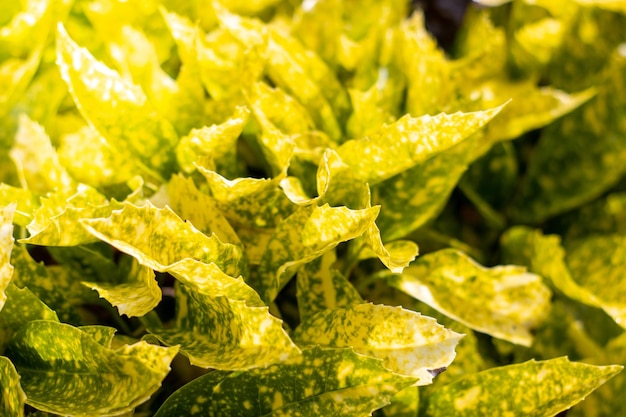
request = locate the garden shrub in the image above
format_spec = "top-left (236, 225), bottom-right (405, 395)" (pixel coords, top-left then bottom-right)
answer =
top-left (1, 0), bottom-right (626, 415)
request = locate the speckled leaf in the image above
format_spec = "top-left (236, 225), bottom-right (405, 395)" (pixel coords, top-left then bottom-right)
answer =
top-left (296, 303), bottom-right (462, 385)
top-left (388, 249), bottom-right (552, 346)
top-left (0, 283), bottom-right (58, 353)
top-left (0, 356), bottom-right (25, 417)
top-left (360, 224), bottom-right (419, 273)
top-left (383, 386), bottom-right (419, 417)
top-left (251, 112), bottom-right (295, 177)
top-left (84, 258), bottom-right (161, 318)
top-left (376, 137), bottom-right (481, 241)
top-left (9, 114), bottom-right (74, 194)
top-left (248, 82), bottom-right (315, 135)
top-left (80, 201), bottom-right (247, 278)
top-left (500, 227), bottom-right (602, 308)
top-left (337, 105), bottom-right (504, 186)
top-left (164, 259), bottom-right (263, 306)
top-left (22, 187), bottom-right (117, 247)
top-left (256, 204), bottom-right (379, 302)
top-left (481, 82), bottom-right (594, 143)
top-left (167, 174), bottom-right (240, 244)
top-left (56, 24), bottom-right (178, 178)
top-left (265, 27), bottom-right (348, 141)
top-left (176, 106), bottom-right (249, 176)
top-left (9, 245), bottom-right (85, 323)
top-left (0, 204), bottom-right (15, 310)
top-left (78, 326), bottom-right (116, 348)
top-left (197, 167), bottom-right (295, 229)
top-left (425, 357), bottom-right (622, 417)
top-left (151, 282), bottom-right (299, 370)
top-left (513, 49), bottom-right (626, 223)
top-left (0, 185), bottom-right (36, 227)
top-left (5, 320), bottom-right (178, 416)
top-left (296, 251), bottom-right (362, 321)
top-left (154, 346), bottom-right (417, 417)
top-left (58, 125), bottom-right (138, 188)
top-left (565, 234), bottom-right (626, 328)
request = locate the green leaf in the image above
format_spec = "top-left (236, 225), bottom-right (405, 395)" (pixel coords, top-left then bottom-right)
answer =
top-left (58, 125), bottom-right (139, 188)
top-left (9, 244), bottom-right (90, 323)
top-left (0, 204), bottom-right (15, 310)
top-left (513, 47), bottom-right (626, 223)
top-left (256, 204), bottom-right (379, 302)
top-left (500, 227), bottom-right (601, 308)
top-left (197, 166), bottom-right (295, 229)
top-left (248, 82), bottom-right (315, 135)
top-left (0, 356), bottom-right (26, 417)
top-left (388, 249), bottom-right (552, 346)
top-left (265, 27), bottom-right (349, 141)
top-left (337, 105), bottom-right (504, 186)
top-left (154, 346), bottom-right (417, 417)
top-left (565, 234), bottom-right (626, 329)
top-left (167, 174), bottom-right (240, 244)
top-left (176, 106), bottom-right (249, 176)
top-left (83, 257), bottom-right (161, 318)
top-left (80, 201), bottom-right (247, 278)
top-left (296, 251), bottom-right (362, 321)
top-left (5, 320), bottom-right (178, 416)
top-left (295, 303), bottom-right (463, 385)
top-left (151, 282), bottom-right (299, 370)
top-left (0, 283), bottom-right (59, 340)
top-left (9, 114), bottom-right (74, 194)
top-left (0, 185), bottom-right (36, 227)
top-left (22, 186), bottom-right (115, 247)
top-left (424, 357), bottom-right (622, 417)
top-left (56, 23), bottom-right (178, 178)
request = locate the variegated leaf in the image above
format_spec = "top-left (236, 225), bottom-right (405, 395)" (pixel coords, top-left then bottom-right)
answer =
top-left (337, 105), bottom-right (504, 186)
top-left (295, 303), bottom-right (462, 385)
top-left (565, 234), bottom-right (626, 328)
top-left (56, 24), bottom-right (178, 178)
top-left (150, 282), bottom-right (299, 370)
top-left (256, 204), bottom-right (379, 302)
top-left (296, 251), bottom-right (362, 321)
top-left (5, 320), bottom-right (178, 416)
top-left (0, 184), bottom-right (36, 227)
top-left (425, 358), bottom-right (622, 417)
top-left (176, 106), bottom-right (249, 177)
top-left (83, 257), bottom-right (161, 318)
top-left (0, 356), bottom-right (25, 417)
top-left (197, 166), bottom-right (295, 229)
top-left (80, 201), bottom-right (247, 278)
top-left (167, 174), bottom-right (240, 244)
top-left (154, 346), bottom-right (417, 417)
top-left (388, 249), bottom-right (552, 346)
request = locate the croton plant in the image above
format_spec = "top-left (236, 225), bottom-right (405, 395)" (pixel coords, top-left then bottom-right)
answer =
top-left (1, 0), bottom-right (626, 415)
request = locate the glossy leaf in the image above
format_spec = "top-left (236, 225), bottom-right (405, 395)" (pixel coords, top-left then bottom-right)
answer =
top-left (337, 105), bottom-right (504, 186)
top-left (295, 303), bottom-right (463, 385)
top-left (0, 284), bottom-right (59, 343)
top-left (256, 204), bottom-right (379, 302)
top-left (154, 346), bottom-right (417, 417)
top-left (388, 249), bottom-right (552, 346)
top-left (0, 356), bottom-right (25, 417)
top-left (56, 24), bottom-right (178, 178)
top-left (80, 201), bottom-right (247, 278)
top-left (0, 185), bottom-right (36, 227)
top-left (150, 282), bottom-right (299, 370)
top-left (425, 357), bottom-right (622, 417)
top-left (6, 320), bottom-right (178, 416)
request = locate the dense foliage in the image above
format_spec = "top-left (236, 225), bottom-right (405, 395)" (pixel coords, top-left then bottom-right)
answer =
top-left (1, 0), bottom-right (626, 415)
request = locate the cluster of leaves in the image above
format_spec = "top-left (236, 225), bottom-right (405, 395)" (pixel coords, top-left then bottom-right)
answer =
top-left (1, 0), bottom-right (626, 415)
